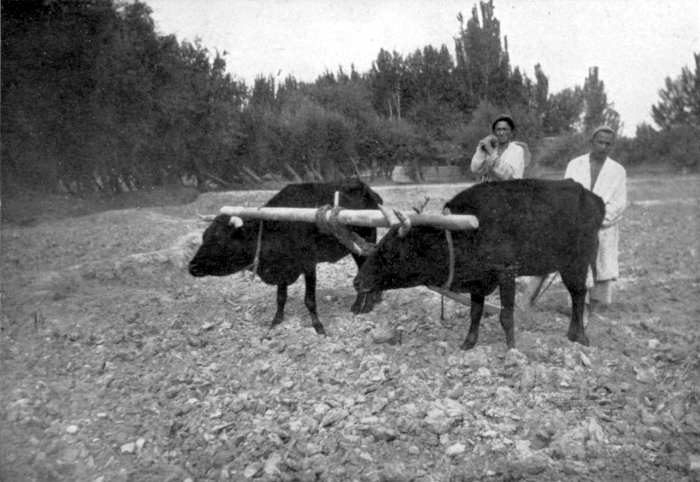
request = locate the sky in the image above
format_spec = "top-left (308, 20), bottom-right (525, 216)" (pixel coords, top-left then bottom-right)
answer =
top-left (145, 0), bottom-right (699, 136)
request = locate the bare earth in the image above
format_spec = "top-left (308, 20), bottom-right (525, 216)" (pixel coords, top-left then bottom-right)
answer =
top-left (1, 175), bottom-right (699, 482)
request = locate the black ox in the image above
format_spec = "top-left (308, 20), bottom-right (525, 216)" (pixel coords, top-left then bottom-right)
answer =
top-left (354, 179), bottom-right (605, 350)
top-left (189, 179), bottom-right (383, 335)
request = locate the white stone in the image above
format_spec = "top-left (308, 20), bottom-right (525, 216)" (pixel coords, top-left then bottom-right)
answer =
top-left (313, 403), bottom-right (331, 416)
top-left (588, 418), bottom-right (608, 444)
top-left (446, 443), bottom-right (466, 456)
top-left (65, 425), bottom-right (79, 434)
top-left (514, 439), bottom-right (533, 458)
top-left (636, 367), bottom-right (656, 384)
top-left (264, 452), bottom-right (282, 475)
top-left (243, 463), bottom-right (261, 479)
top-left (580, 352), bottom-right (593, 368)
top-left (358, 451), bottom-right (373, 462)
top-left (320, 409), bottom-right (349, 427)
top-left (441, 398), bottom-right (465, 419)
top-left (401, 403), bottom-right (418, 414)
top-left (371, 396), bottom-right (389, 414)
top-left (120, 443), bottom-right (136, 454)
top-left (688, 453), bottom-right (700, 472)
top-left (505, 348), bottom-right (528, 367)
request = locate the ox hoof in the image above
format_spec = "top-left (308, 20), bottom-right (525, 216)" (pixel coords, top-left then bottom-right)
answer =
top-left (312, 325), bottom-right (327, 336)
top-left (460, 341), bottom-right (476, 351)
top-left (567, 331), bottom-right (590, 347)
top-left (350, 292), bottom-right (382, 314)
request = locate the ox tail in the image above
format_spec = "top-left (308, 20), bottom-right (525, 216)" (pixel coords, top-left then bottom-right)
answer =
top-left (579, 186), bottom-right (603, 282)
top-left (590, 232), bottom-right (599, 281)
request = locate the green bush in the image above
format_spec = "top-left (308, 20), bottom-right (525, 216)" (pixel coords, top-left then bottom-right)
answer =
top-left (360, 118), bottom-right (435, 180)
top-left (535, 133), bottom-right (590, 170)
top-left (616, 124), bottom-right (700, 172)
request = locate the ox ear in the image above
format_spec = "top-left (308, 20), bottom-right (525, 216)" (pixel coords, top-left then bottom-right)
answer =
top-left (229, 216), bottom-right (244, 228)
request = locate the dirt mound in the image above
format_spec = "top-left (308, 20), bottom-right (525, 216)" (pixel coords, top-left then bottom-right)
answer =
top-left (1, 184), bottom-right (203, 226)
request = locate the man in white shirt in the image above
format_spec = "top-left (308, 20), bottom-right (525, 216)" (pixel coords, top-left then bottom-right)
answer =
top-left (523, 126), bottom-right (627, 325)
top-left (471, 115), bottom-right (525, 182)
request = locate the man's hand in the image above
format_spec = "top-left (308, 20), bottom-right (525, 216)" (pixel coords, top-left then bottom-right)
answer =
top-left (479, 135), bottom-right (497, 155)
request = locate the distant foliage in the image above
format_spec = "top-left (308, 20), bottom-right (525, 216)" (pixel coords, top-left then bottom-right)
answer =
top-left (453, 1), bottom-right (514, 111)
top-left (652, 53), bottom-right (700, 130)
top-left (535, 133), bottom-right (590, 170)
top-left (241, 75), bottom-right (391, 181)
top-left (616, 55), bottom-right (700, 173)
top-left (1, 0), bottom-right (246, 192)
top-left (542, 87), bottom-right (584, 136)
top-left (582, 67), bottom-right (621, 135)
top-left (4, 0), bottom-right (687, 194)
top-left (616, 124), bottom-right (700, 172)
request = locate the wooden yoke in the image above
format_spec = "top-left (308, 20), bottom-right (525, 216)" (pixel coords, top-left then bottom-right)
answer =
top-left (218, 205), bottom-right (479, 231)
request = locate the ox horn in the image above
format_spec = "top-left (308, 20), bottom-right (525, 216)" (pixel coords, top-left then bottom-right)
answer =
top-left (197, 214), bottom-right (217, 222)
top-left (229, 216), bottom-right (244, 228)
top-left (412, 196), bottom-right (430, 214)
top-left (394, 209), bottom-right (412, 238)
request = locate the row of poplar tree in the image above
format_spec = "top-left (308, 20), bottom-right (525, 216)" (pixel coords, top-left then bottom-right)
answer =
top-left (2, 0), bottom-right (698, 193)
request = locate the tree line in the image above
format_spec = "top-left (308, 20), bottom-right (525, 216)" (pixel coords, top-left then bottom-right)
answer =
top-left (2, 0), bottom-right (698, 195)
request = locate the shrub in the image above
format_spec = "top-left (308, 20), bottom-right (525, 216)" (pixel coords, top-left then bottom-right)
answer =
top-left (535, 133), bottom-right (590, 170)
top-left (615, 124), bottom-right (700, 172)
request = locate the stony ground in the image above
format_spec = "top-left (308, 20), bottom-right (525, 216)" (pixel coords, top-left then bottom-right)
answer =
top-left (1, 175), bottom-right (699, 482)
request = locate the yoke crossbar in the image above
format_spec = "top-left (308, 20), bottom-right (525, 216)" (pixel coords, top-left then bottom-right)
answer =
top-left (219, 206), bottom-right (479, 231)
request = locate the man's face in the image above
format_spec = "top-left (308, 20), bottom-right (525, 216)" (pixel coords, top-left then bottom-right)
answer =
top-left (493, 121), bottom-right (513, 144)
top-left (590, 132), bottom-right (615, 161)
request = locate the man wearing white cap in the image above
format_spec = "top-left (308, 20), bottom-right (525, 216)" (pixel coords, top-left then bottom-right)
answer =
top-left (523, 126), bottom-right (627, 324)
top-left (566, 126), bottom-right (627, 324)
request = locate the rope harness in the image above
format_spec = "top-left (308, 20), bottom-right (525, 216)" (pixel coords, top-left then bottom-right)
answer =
top-left (244, 219), bottom-right (264, 282)
top-left (244, 204), bottom-right (375, 283)
top-left (441, 207), bottom-right (456, 290)
top-left (314, 205), bottom-right (376, 256)
top-left (438, 228), bottom-right (456, 320)
top-left (437, 207), bottom-right (456, 319)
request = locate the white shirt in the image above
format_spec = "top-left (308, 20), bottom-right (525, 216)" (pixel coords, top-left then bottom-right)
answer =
top-left (470, 142), bottom-right (525, 182)
top-left (566, 154), bottom-right (627, 280)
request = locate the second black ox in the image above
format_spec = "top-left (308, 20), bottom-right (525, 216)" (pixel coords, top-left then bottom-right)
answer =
top-left (189, 179), bottom-right (383, 335)
top-left (354, 179), bottom-right (605, 350)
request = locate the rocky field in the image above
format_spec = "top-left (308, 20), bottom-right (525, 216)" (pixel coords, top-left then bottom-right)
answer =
top-left (1, 175), bottom-right (699, 482)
